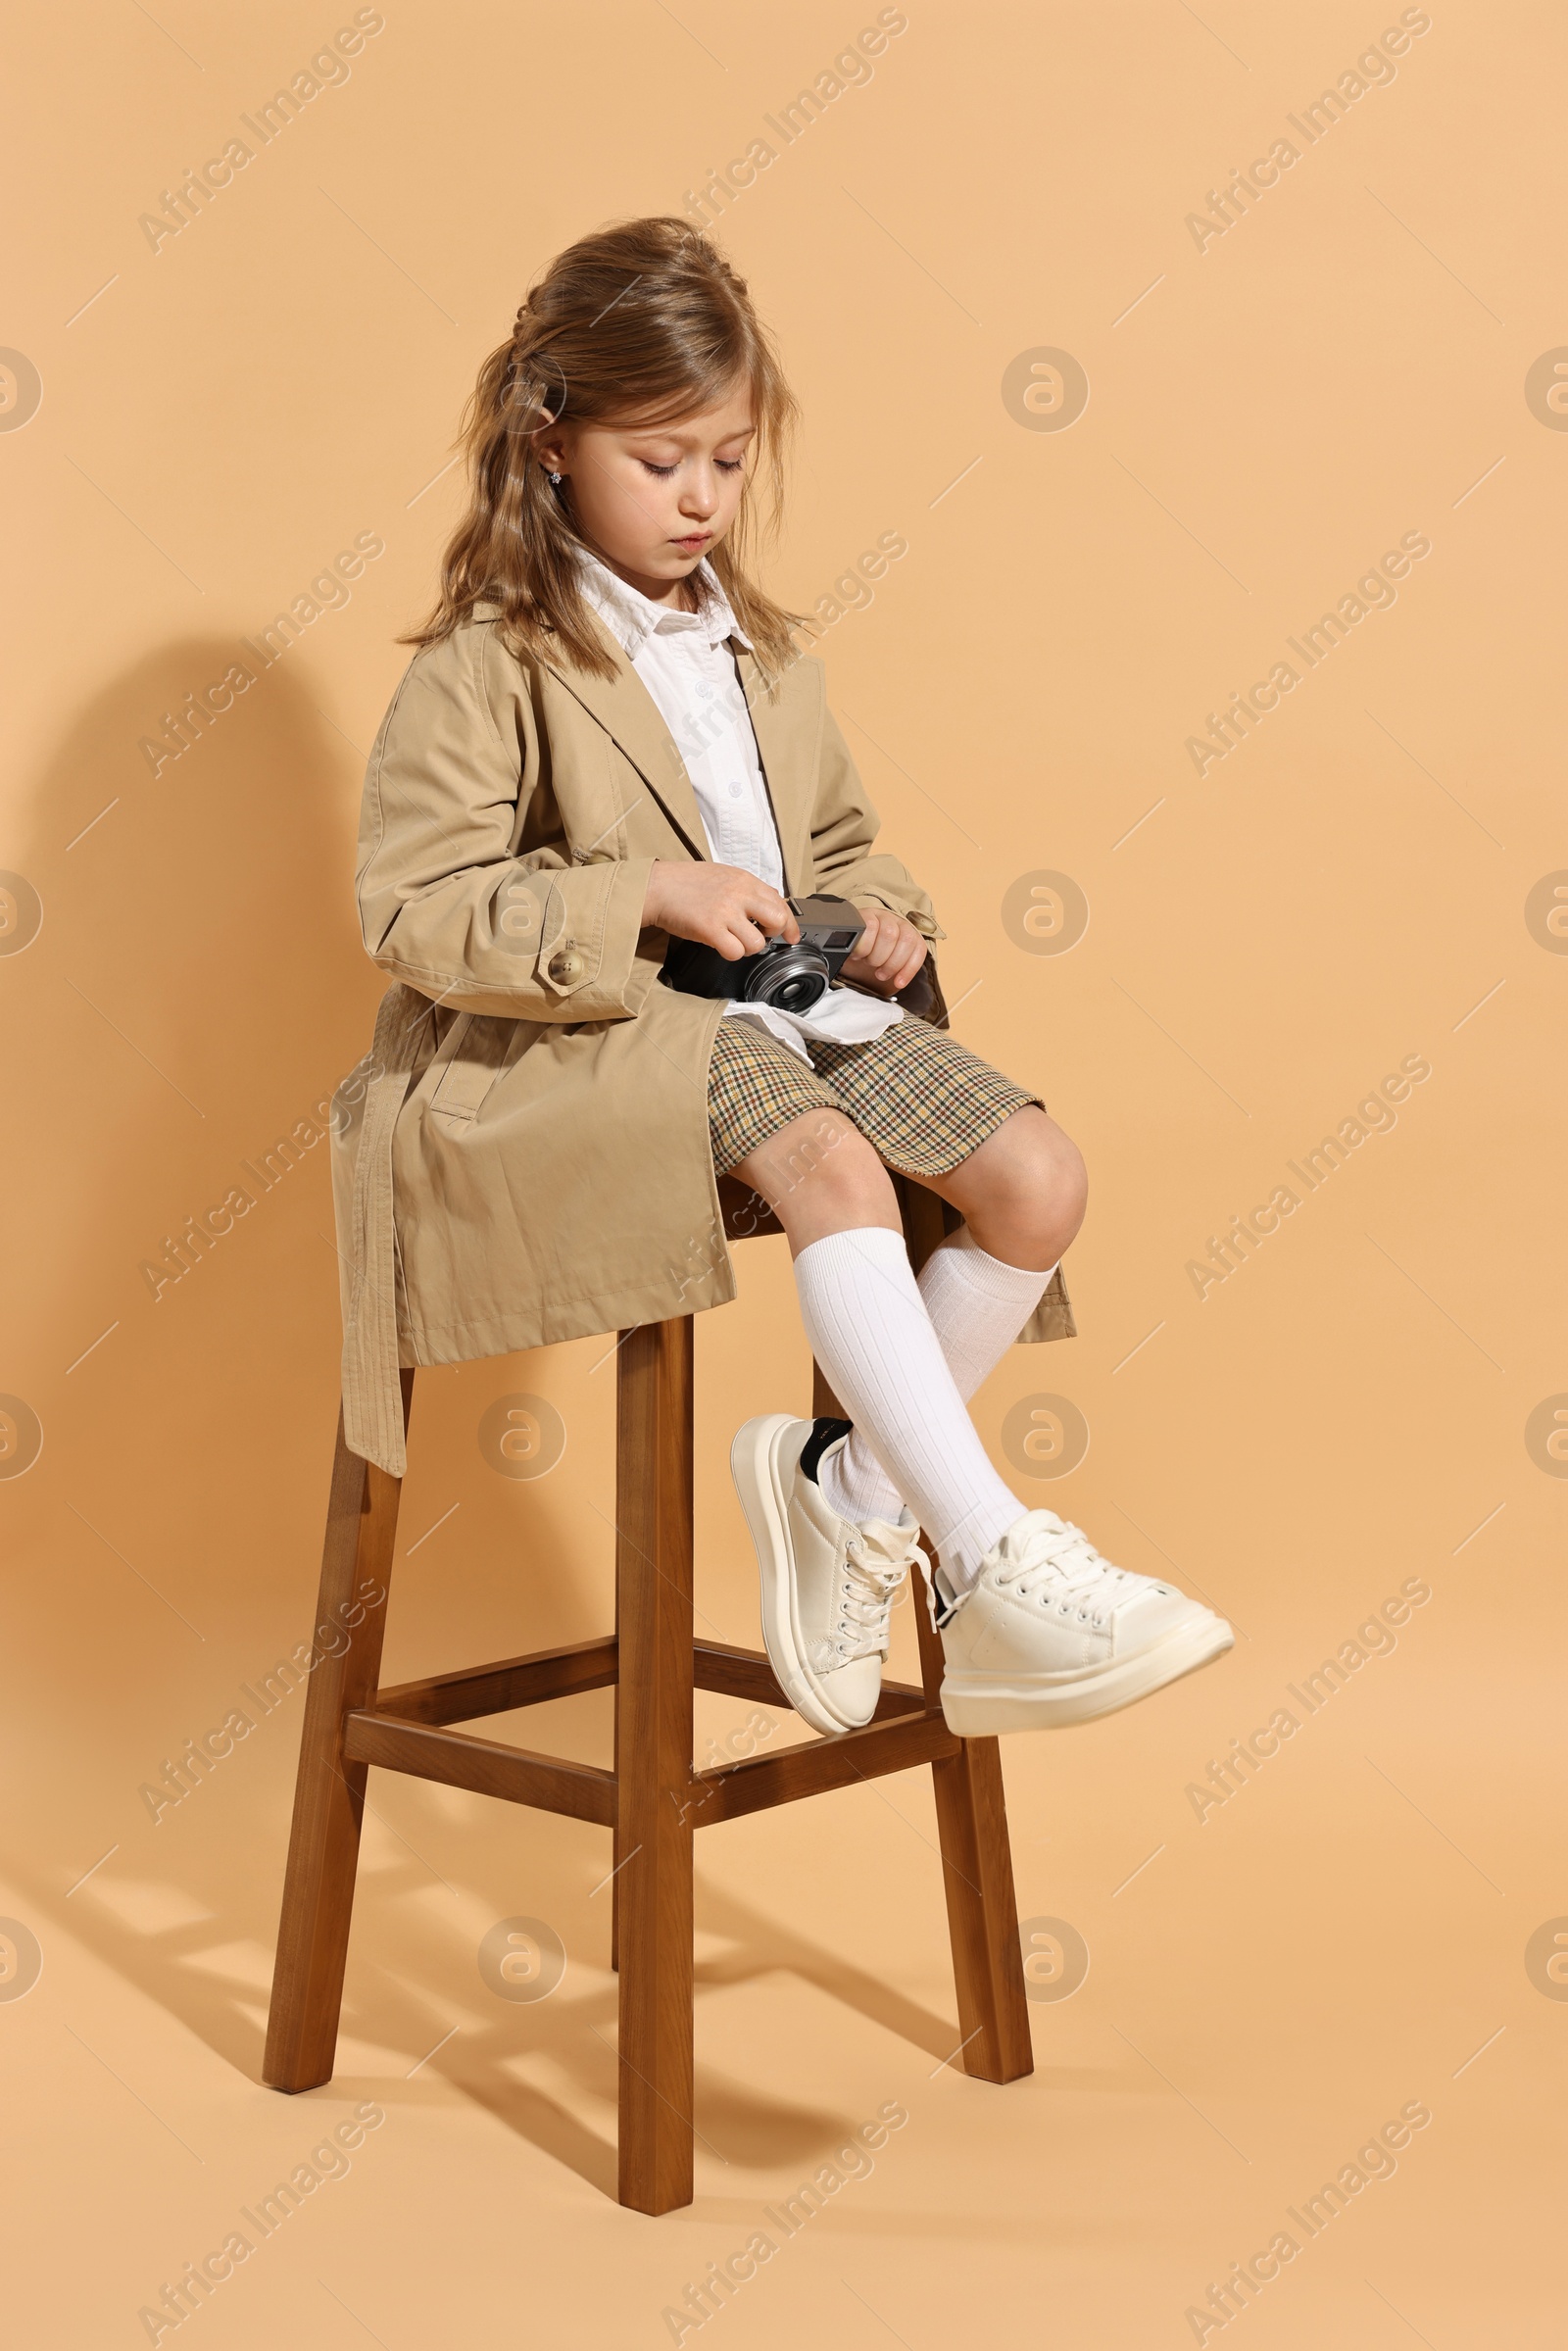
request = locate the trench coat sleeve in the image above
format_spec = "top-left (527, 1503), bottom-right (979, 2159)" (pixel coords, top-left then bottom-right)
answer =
top-left (805, 683), bottom-right (947, 943)
top-left (357, 623), bottom-right (655, 1020)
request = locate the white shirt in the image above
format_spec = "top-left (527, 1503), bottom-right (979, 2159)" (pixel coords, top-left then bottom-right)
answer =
top-left (575, 548), bottom-right (903, 1065)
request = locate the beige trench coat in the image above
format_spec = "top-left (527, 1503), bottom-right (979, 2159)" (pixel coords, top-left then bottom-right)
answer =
top-left (333, 601), bottom-right (1073, 1475)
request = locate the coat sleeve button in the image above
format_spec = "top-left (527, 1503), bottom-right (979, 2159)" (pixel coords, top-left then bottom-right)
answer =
top-left (547, 946), bottom-right (584, 986)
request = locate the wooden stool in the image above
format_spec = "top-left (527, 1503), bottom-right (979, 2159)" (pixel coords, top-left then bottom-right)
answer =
top-left (263, 1173), bottom-right (1032, 2214)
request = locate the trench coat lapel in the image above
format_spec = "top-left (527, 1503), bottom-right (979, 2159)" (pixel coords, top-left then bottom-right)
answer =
top-left (541, 613), bottom-right (814, 894)
top-left (735, 646), bottom-right (811, 898)
top-left (543, 615), bottom-right (711, 864)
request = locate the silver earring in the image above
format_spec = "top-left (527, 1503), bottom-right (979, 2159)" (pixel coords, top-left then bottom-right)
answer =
top-left (548, 470), bottom-right (563, 486)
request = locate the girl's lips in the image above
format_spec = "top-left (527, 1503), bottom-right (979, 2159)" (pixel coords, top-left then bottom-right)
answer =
top-left (671, 533), bottom-right (711, 550)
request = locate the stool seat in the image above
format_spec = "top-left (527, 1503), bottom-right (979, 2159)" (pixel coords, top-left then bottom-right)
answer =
top-left (264, 1175), bottom-right (1032, 2214)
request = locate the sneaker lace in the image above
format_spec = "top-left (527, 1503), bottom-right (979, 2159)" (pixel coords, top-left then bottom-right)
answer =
top-left (999, 1514), bottom-right (1140, 1632)
top-left (832, 1539), bottom-right (910, 1663)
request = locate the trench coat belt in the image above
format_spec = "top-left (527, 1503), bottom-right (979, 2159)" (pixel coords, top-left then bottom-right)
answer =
top-left (339, 981), bottom-right (433, 1480)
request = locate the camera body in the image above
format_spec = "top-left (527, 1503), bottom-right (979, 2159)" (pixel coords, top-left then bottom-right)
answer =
top-left (660, 892), bottom-right (865, 1014)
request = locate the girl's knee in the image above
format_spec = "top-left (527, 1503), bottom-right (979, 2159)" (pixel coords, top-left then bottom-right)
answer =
top-left (740, 1111), bottom-right (895, 1229)
top-left (967, 1110), bottom-right (1087, 1258)
top-left (1040, 1127), bottom-right (1088, 1250)
top-left (795, 1117), bottom-right (895, 1219)
top-left (1042, 1123), bottom-right (1089, 1231)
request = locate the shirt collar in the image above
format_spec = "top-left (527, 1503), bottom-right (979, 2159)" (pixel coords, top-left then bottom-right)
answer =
top-left (573, 545), bottom-right (752, 659)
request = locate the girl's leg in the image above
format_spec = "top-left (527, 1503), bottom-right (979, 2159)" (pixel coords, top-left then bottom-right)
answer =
top-left (729, 1109), bottom-right (1028, 1583)
top-left (932, 1102), bottom-right (1087, 1268)
top-left (822, 1107), bottom-right (1089, 1543)
top-left (734, 1088), bottom-right (1232, 1738)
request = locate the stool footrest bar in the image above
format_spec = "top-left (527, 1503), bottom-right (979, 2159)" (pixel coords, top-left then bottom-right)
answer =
top-left (372, 1636), bottom-right (619, 1726)
top-left (687, 1708), bottom-right (960, 1826)
top-left (344, 1711), bottom-right (616, 1826)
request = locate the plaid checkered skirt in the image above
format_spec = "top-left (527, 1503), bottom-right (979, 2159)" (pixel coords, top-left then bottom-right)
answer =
top-left (707, 1010), bottom-right (1044, 1179)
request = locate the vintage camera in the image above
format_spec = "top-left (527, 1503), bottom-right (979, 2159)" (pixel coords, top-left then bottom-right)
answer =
top-left (660, 892), bottom-right (865, 1013)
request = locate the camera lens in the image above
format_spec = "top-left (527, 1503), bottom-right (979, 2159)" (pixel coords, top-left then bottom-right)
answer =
top-left (773, 969), bottom-right (827, 1011)
top-left (744, 943), bottom-right (829, 1010)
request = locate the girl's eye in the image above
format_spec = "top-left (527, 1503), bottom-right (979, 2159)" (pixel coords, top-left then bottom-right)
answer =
top-left (636, 457), bottom-right (747, 477)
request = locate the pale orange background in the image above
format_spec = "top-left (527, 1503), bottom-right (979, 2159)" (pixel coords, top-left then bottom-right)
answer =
top-left (3, 3), bottom-right (1564, 2343)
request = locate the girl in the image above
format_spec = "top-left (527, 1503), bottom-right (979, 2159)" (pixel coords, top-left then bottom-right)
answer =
top-left (332, 217), bottom-right (1230, 1742)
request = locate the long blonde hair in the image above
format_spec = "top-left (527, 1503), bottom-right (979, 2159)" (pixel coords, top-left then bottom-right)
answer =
top-left (404, 217), bottom-right (804, 688)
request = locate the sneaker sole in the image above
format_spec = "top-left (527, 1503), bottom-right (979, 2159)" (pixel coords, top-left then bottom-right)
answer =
top-left (940, 1613), bottom-right (1234, 1735)
top-left (730, 1413), bottom-right (858, 1739)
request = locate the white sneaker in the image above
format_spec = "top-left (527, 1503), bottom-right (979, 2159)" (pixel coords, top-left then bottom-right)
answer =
top-left (928, 1509), bottom-right (1233, 1733)
top-left (731, 1414), bottom-right (926, 1738)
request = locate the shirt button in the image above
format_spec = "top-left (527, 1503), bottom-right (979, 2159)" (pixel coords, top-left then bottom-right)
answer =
top-left (728, 780), bottom-right (743, 798)
top-left (548, 946), bottom-right (584, 986)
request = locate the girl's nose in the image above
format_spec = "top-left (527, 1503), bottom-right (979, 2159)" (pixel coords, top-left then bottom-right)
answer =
top-left (680, 468), bottom-right (719, 520)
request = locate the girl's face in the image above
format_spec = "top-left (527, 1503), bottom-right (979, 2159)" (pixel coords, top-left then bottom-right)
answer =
top-left (538, 384), bottom-right (756, 606)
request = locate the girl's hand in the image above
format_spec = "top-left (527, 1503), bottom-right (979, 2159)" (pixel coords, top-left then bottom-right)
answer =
top-left (841, 906), bottom-right (928, 998)
top-left (643, 859), bottom-right (800, 960)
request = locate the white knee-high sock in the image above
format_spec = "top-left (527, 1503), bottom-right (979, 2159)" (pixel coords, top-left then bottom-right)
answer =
top-left (821, 1227), bottom-right (1057, 1535)
top-left (792, 1227), bottom-right (1025, 1585)
top-left (923, 1226), bottom-right (1060, 1397)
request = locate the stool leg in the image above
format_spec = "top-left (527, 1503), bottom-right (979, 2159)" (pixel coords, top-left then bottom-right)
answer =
top-left (614, 1318), bottom-right (695, 2215)
top-left (610, 1668), bottom-right (621, 1975)
top-left (873, 1178), bottom-right (1033, 2079)
top-left (915, 1585), bottom-right (1034, 2082)
top-left (263, 1377), bottom-right (411, 2092)
top-left (809, 1356), bottom-right (1031, 2077)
